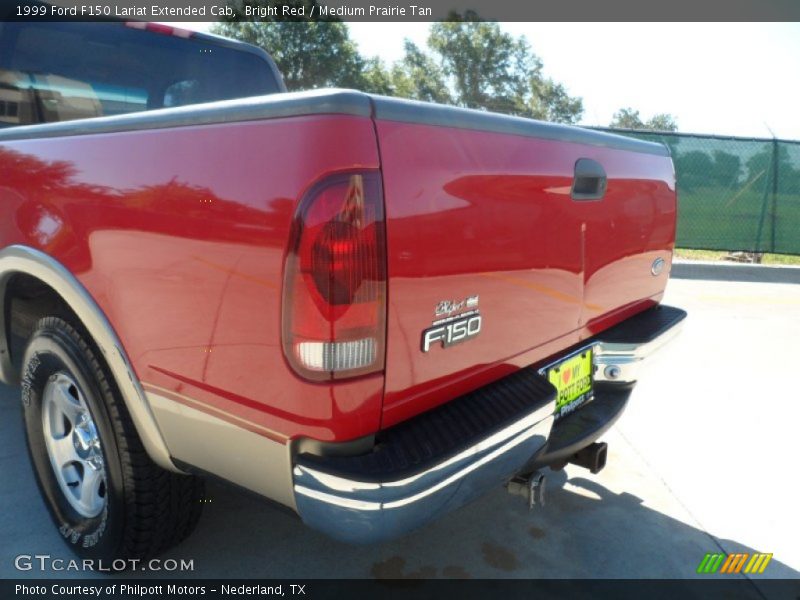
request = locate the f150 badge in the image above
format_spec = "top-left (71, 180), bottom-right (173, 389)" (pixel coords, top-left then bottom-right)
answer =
top-left (422, 295), bottom-right (482, 352)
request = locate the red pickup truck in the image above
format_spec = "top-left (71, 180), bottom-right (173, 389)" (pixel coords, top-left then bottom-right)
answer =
top-left (0, 21), bottom-right (685, 560)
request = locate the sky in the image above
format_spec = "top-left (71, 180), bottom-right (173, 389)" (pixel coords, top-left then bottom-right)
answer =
top-left (173, 22), bottom-right (800, 140)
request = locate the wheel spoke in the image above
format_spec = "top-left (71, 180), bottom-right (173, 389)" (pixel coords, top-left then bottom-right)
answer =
top-left (50, 380), bottom-right (84, 425)
top-left (79, 466), bottom-right (104, 510)
top-left (62, 463), bottom-right (81, 489)
top-left (49, 434), bottom-right (79, 469)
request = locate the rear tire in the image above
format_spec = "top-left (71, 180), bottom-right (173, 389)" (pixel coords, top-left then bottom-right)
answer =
top-left (20, 316), bottom-right (204, 561)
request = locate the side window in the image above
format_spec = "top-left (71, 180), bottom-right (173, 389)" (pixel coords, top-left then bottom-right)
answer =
top-left (0, 24), bottom-right (149, 126)
top-left (0, 72), bottom-right (34, 126)
top-left (0, 22), bottom-right (280, 127)
top-left (0, 69), bottom-right (148, 126)
top-left (26, 74), bottom-right (104, 123)
top-left (163, 80), bottom-right (201, 108)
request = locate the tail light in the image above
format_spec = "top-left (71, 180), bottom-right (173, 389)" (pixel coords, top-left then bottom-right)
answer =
top-left (282, 172), bottom-right (387, 381)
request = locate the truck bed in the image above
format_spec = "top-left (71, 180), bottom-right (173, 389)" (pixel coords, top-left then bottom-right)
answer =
top-left (0, 89), bottom-right (675, 442)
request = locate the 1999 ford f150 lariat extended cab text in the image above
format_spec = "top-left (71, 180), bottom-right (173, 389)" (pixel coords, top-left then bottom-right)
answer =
top-left (0, 21), bottom-right (685, 560)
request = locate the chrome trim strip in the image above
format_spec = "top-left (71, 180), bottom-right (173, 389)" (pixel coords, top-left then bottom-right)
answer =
top-left (0, 245), bottom-right (178, 472)
top-left (292, 399), bottom-right (555, 543)
top-left (594, 317), bottom-right (685, 383)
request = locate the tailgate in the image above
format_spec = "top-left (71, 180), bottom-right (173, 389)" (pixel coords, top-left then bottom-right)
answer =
top-left (373, 98), bottom-right (676, 428)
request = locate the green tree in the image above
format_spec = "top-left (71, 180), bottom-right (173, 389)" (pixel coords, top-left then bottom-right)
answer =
top-left (214, 7), bottom-right (583, 123)
top-left (610, 107), bottom-right (678, 131)
top-left (360, 57), bottom-right (395, 96)
top-left (527, 78), bottom-right (584, 123)
top-left (422, 13), bottom-right (583, 123)
top-left (427, 16), bottom-right (529, 113)
top-left (610, 108), bottom-right (645, 129)
top-left (647, 113), bottom-right (679, 132)
top-left (212, 2), bottom-right (365, 90)
top-left (389, 41), bottom-right (453, 104)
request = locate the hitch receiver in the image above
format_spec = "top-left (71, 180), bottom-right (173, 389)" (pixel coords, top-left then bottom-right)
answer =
top-left (569, 442), bottom-right (608, 474)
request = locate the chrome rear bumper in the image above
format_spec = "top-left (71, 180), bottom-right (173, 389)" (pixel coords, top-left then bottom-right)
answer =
top-left (594, 304), bottom-right (686, 384)
top-left (291, 304), bottom-right (685, 543)
top-left (293, 401), bottom-right (553, 544)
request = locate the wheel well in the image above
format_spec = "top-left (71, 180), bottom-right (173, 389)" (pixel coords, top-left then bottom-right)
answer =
top-left (3, 273), bottom-right (81, 375)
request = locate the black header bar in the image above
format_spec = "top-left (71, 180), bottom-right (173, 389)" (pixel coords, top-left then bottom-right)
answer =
top-left (3, 0), bottom-right (800, 22)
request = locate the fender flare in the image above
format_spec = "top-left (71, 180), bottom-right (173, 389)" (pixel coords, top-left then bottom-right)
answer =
top-left (0, 245), bottom-right (180, 473)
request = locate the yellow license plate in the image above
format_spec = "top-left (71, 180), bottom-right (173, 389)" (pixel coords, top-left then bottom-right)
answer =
top-left (545, 347), bottom-right (594, 418)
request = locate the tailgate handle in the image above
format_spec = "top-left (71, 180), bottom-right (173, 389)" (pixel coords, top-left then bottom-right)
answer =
top-left (572, 158), bottom-right (607, 201)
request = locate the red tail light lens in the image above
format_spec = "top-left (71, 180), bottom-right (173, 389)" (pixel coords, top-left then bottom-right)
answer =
top-left (282, 172), bottom-right (387, 381)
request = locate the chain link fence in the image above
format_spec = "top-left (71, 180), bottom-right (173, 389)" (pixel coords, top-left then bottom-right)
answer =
top-left (597, 129), bottom-right (800, 255)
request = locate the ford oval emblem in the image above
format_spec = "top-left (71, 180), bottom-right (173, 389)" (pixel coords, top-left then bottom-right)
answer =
top-left (651, 257), bottom-right (666, 276)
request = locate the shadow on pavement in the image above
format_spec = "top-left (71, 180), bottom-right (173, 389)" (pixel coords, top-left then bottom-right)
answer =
top-left (137, 459), bottom-right (799, 586)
